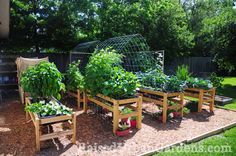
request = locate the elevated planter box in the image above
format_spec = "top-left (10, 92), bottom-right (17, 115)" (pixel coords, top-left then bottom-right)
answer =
top-left (67, 89), bottom-right (84, 109)
top-left (138, 88), bottom-right (184, 124)
top-left (83, 93), bottom-right (142, 134)
top-left (25, 97), bottom-right (77, 151)
top-left (184, 88), bottom-right (216, 112)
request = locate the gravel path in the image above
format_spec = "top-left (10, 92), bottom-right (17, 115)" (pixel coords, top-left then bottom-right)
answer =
top-left (1, 99), bottom-right (236, 156)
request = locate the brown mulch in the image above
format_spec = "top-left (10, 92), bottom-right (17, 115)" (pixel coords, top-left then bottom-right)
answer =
top-left (1, 97), bottom-right (236, 156)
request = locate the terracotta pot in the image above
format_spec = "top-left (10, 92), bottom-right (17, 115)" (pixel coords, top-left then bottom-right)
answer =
top-left (102, 108), bottom-right (109, 114)
top-left (116, 128), bottom-right (130, 136)
top-left (121, 118), bottom-right (128, 123)
top-left (173, 112), bottom-right (181, 118)
top-left (158, 115), bottom-right (163, 121)
top-left (130, 120), bottom-right (136, 128)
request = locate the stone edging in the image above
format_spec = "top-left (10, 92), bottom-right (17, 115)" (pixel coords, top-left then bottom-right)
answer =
top-left (139, 121), bottom-right (236, 156)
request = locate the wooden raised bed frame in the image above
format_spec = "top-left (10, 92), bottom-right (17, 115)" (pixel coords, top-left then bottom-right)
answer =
top-left (25, 97), bottom-right (77, 151)
top-left (68, 89), bottom-right (83, 109)
top-left (138, 88), bottom-right (184, 123)
top-left (184, 88), bottom-right (216, 112)
top-left (83, 93), bottom-right (142, 134)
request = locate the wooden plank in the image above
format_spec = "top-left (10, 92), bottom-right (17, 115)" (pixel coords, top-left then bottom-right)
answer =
top-left (167, 92), bottom-right (182, 97)
top-left (118, 97), bottom-right (139, 105)
top-left (126, 105), bottom-right (138, 111)
top-left (119, 112), bottom-right (138, 119)
top-left (88, 97), bottom-right (113, 112)
top-left (137, 96), bottom-right (142, 129)
top-left (40, 115), bottom-right (72, 124)
top-left (198, 90), bottom-right (204, 112)
top-left (72, 113), bottom-right (76, 144)
top-left (139, 88), bottom-right (165, 96)
top-left (162, 94), bottom-right (168, 123)
top-left (168, 104), bottom-right (182, 110)
top-left (96, 93), bottom-right (115, 103)
top-left (142, 97), bottom-right (163, 106)
top-left (113, 101), bottom-right (119, 134)
top-left (40, 130), bottom-right (73, 141)
top-left (35, 119), bottom-right (40, 151)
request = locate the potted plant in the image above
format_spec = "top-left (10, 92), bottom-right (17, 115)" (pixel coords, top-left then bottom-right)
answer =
top-left (121, 107), bottom-right (133, 122)
top-left (116, 122), bottom-right (131, 136)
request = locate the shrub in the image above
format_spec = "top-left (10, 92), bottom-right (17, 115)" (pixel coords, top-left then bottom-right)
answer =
top-left (210, 72), bottom-right (223, 88)
top-left (20, 61), bottom-right (65, 100)
top-left (65, 60), bottom-right (84, 91)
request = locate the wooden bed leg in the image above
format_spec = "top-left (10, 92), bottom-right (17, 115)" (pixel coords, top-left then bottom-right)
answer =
top-left (72, 113), bottom-right (77, 144)
top-left (198, 90), bottom-right (203, 112)
top-left (83, 93), bottom-right (88, 113)
top-left (137, 96), bottom-right (142, 129)
top-left (162, 94), bottom-right (167, 123)
top-left (77, 90), bottom-right (81, 110)
top-left (113, 101), bottom-right (119, 134)
top-left (210, 88), bottom-right (216, 112)
top-left (35, 119), bottom-right (40, 151)
top-left (180, 93), bottom-right (184, 117)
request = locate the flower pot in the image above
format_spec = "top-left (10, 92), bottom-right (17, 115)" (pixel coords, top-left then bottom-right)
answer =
top-left (173, 112), bottom-right (181, 118)
top-left (121, 118), bottom-right (128, 123)
top-left (116, 128), bottom-right (130, 136)
top-left (102, 108), bottom-right (109, 114)
top-left (158, 115), bottom-right (163, 121)
top-left (130, 120), bottom-right (136, 128)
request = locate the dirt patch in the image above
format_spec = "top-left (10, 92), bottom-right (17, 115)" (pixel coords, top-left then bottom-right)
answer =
top-left (1, 98), bottom-right (236, 156)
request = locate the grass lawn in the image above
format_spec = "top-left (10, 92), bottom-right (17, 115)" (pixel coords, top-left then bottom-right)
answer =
top-left (154, 127), bottom-right (236, 156)
top-left (217, 77), bottom-right (236, 110)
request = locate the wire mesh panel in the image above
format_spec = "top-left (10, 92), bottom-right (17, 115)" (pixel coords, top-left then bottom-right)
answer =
top-left (97, 34), bottom-right (164, 72)
top-left (71, 34), bottom-right (164, 72)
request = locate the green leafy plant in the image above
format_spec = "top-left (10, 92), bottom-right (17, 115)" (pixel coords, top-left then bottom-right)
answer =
top-left (85, 48), bottom-right (139, 99)
top-left (85, 48), bottom-right (123, 96)
top-left (137, 69), bottom-right (185, 92)
top-left (65, 60), bottom-right (84, 91)
top-left (121, 107), bottom-right (133, 115)
top-left (25, 101), bottom-right (72, 117)
top-left (103, 67), bottom-right (139, 99)
top-left (20, 61), bottom-right (65, 100)
top-left (176, 65), bottom-right (191, 81)
top-left (118, 122), bottom-right (130, 131)
top-left (186, 77), bottom-right (213, 90)
top-left (210, 72), bottom-right (223, 88)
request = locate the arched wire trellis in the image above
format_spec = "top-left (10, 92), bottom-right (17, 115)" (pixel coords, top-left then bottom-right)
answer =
top-left (71, 34), bottom-right (164, 72)
top-left (97, 34), bottom-right (164, 72)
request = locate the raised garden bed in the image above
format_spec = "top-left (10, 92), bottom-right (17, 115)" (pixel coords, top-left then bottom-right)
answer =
top-left (25, 97), bottom-right (77, 151)
top-left (138, 88), bottom-right (184, 123)
top-left (184, 88), bottom-right (216, 112)
top-left (67, 89), bottom-right (84, 109)
top-left (83, 93), bottom-right (142, 134)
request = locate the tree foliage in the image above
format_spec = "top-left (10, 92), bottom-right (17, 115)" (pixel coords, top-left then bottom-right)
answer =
top-left (1, 0), bottom-right (235, 72)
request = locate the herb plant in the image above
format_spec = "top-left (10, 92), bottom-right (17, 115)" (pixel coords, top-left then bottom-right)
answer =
top-left (25, 101), bottom-right (72, 117)
top-left (65, 60), bottom-right (84, 91)
top-left (186, 77), bottom-right (213, 89)
top-left (176, 65), bottom-right (191, 81)
top-left (20, 61), bottom-right (65, 100)
top-left (118, 122), bottom-right (130, 131)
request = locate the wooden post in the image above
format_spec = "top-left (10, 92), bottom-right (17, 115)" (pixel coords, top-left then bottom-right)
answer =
top-left (35, 118), bottom-right (40, 151)
top-left (72, 113), bottom-right (77, 144)
top-left (83, 93), bottom-right (88, 113)
top-left (162, 94), bottom-right (168, 123)
top-left (198, 90), bottom-right (203, 112)
top-left (113, 101), bottom-right (119, 134)
top-left (180, 93), bottom-right (184, 117)
top-left (77, 90), bottom-right (81, 109)
top-left (25, 97), bottom-right (29, 120)
top-left (136, 96), bottom-right (142, 129)
top-left (210, 88), bottom-right (216, 112)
